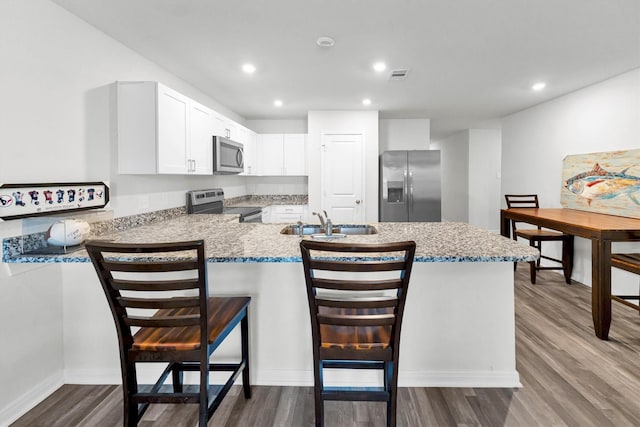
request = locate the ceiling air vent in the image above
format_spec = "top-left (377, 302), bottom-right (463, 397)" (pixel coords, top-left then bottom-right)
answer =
top-left (388, 69), bottom-right (409, 81)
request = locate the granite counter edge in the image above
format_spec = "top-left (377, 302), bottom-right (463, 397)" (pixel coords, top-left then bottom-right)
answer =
top-left (3, 254), bottom-right (538, 264)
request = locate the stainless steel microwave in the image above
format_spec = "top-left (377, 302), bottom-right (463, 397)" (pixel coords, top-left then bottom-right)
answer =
top-left (213, 135), bottom-right (244, 174)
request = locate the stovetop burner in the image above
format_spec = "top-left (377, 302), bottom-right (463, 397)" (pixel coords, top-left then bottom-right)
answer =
top-left (186, 189), bottom-right (262, 222)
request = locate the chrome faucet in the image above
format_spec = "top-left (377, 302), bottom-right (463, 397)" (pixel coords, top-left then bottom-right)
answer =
top-left (312, 211), bottom-right (326, 229)
top-left (296, 220), bottom-right (304, 237)
top-left (313, 211), bottom-right (333, 236)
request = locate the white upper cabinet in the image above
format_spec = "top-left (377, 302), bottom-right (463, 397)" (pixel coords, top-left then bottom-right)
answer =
top-left (226, 121), bottom-right (239, 141)
top-left (188, 100), bottom-right (214, 175)
top-left (213, 113), bottom-right (242, 141)
top-left (156, 84), bottom-right (190, 173)
top-left (283, 134), bottom-right (307, 176)
top-left (259, 134), bottom-right (287, 175)
top-left (117, 81), bottom-right (213, 175)
top-left (241, 128), bottom-right (258, 175)
top-left (212, 112), bottom-right (227, 138)
top-left (258, 133), bottom-right (307, 176)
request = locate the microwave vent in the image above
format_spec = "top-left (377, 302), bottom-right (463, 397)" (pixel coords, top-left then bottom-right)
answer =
top-left (389, 69), bottom-right (409, 81)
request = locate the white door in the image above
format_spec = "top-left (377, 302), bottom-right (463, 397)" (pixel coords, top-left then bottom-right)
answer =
top-left (321, 133), bottom-right (364, 223)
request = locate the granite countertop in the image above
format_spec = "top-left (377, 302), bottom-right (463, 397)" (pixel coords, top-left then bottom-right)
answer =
top-left (225, 194), bottom-right (308, 208)
top-left (4, 214), bottom-right (539, 263)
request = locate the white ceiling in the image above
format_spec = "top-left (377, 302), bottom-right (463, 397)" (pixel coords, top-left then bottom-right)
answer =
top-left (52, 0), bottom-right (640, 139)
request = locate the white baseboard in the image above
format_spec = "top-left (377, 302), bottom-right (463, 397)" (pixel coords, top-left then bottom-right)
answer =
top-left (62, 367), bottom-right (521, 389)
top-left (0, 372), bottom-right (64, 427)
top-left (255, 369), bottom-right (521, 388)
top-left (64, 368), bottom-right (120, 385)
top-left (399, 370), bottom-right (521, 388)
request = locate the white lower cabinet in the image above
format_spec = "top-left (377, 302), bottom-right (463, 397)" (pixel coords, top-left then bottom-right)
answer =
top-left (262, 205), bottom-right (307, 223)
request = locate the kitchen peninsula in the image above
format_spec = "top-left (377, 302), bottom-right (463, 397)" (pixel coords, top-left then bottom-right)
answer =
top-left (4, 215), bottom-right (538, 388)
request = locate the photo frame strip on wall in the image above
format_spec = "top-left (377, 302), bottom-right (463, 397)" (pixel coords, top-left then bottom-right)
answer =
top-left (0, 182), bottom-right (110, 221)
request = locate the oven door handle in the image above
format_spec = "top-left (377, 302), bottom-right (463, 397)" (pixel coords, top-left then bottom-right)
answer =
top-left (241, 210), bottom-right (262, 223)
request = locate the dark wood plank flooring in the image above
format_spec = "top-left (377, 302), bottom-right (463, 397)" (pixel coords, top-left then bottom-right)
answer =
top-left (11, 265), bottom-right (640, 426)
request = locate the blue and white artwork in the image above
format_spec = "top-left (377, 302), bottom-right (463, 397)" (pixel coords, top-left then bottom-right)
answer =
top-left (561, 149), bottom-right (640, 219)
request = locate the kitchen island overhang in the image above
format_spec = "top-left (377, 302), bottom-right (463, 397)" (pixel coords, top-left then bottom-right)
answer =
top-left (4, 217), bottom-right (539, 388)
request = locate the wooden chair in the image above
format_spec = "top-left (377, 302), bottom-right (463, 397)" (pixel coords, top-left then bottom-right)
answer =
top-left (299, 240), bottom-right (416, 427)
top-left (85, 240), bottom-right (251, 427)
top-left (504, 194), bottom-right (574, 284)
top-left (610, 253), bottom-right (640, 312)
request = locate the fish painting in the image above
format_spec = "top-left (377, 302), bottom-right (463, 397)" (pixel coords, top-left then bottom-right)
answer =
top-left (564, 163), bottom-right (640, 205)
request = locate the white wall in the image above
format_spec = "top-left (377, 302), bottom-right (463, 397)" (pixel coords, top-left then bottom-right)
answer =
top-left (501, 68), bottom-right (640, 286)
top-left (431, 131), bottom-right (470, 222)
top-left (379, 119), bottom-right (431, 152)
top-left (0, 0), bottom-right (249, 221)
top-left (0, 264), bottom-right (65, 425)
top-left (0, 0), bottom-right (246, 422)
top-left (244, 177), bottom-right (308, 195)
top-left (307, 111), bottom-right (380, 222)
top-left (245, 119), bottom-right (308, 134)
top-left (468, 129), bottom-right (502, 232)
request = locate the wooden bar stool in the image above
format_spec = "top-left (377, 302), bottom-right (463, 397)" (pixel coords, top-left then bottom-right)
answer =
top-left (505, 194), bottom-right (574, 284)
top-left (85, 239), bottom-right (251, 427)
top-left (299, 240), bottom-right (416, 427)
top-left (611, 253), bottom-right (640, 311)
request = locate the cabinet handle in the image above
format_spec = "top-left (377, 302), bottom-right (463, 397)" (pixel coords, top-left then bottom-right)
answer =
top-left (192, 159), bottom-right (196, 172)
top-left (356, 200), bottom-right (361, 204)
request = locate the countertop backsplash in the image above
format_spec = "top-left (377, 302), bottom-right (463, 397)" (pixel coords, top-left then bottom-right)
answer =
top-left (224, 194), bottom-right (308, 207)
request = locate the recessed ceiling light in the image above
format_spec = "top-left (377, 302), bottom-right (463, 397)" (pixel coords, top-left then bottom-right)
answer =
top-left (373, 62), bottom-right (386, 72)
top-left (242, 64), bottom-right (256, 74)
top-left (532, 82), bottom-right (546, 91)
top-left (362, 98), bottom-right (372, 106)
top-left (316, 36), bottom-right (335, 48)
top-left (274, 99), bottom-right (283, 107)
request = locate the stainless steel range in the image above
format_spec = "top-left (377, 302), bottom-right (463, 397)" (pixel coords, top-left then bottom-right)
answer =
top-left (186, 189), bottom-right (262, 223)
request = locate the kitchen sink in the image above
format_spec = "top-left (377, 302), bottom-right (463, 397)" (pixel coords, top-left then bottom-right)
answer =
top-left (280, 224), bottom-right (378, 236)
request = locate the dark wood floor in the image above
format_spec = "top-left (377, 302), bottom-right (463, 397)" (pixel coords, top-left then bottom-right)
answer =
top-left (12, 265), bottom-right (640, 426)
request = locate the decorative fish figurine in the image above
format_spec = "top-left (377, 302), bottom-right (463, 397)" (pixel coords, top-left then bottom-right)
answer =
top-left (564, 163), bottom-right (640, 205)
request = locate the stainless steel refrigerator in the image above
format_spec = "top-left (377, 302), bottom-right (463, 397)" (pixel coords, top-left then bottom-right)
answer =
top-left (379, 150), bottom-right (441, 222)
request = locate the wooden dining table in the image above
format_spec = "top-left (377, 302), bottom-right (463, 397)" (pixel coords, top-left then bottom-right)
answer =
top-left (500, 208), bottom-right (640, 340)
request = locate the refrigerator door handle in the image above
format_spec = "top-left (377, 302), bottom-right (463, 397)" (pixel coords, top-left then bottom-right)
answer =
top-left (409, 171), bottom-right (414, 213)
top-left (403, 170), bottom-right (408, 205)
